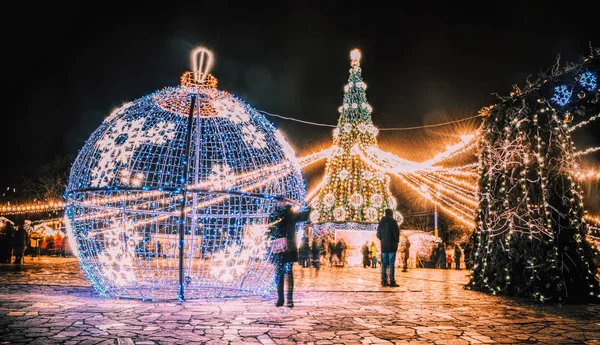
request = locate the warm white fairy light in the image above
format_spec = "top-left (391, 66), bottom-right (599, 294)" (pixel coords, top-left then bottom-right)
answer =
top-left (568, 113), bottom-right (599, 133)
top-left (574, 146), bottom-right (600, 157)
top-left (0, 200), bottom-right (65, 215)
top-left (573, 169), bottom-right (600, 181)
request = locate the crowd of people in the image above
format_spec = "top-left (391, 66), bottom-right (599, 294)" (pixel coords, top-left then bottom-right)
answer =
top-left (298, 236), bottom-right (352, 269)
top-left (0, 220), bottom-right (71, 264)
top-left (420, 241), bottom-right (472, 270)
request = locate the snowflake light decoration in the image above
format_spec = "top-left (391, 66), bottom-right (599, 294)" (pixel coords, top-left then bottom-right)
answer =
top-left (91, 118), bottom-right (176, 187)
top-left (208, 164), bottom-right (235, 190)
top-left (551, 85), bottom-right (572, 106)
top-left (241, 124), bottom-right (267, 149)
top-left (579, 71), bottom-right (597, 91)
top-left (64, 47), bottom-right (306, 300)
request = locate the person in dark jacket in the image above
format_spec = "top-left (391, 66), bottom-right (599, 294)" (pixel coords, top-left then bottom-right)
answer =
top-left (270, 202), bottom-right (309, 307)
top-left (310, 238), bottom-right (321, 269)
top-left (12, 224), bottom-right (28, 264)
top-left (436, 243), bottom-right (447, 269)
top-left (0, 221), bottom-right (14, 263)
top-left (376, 209), bottom-right (400, 287)
top-left (299, 237), bottom-right (310, 268)
top-left (361, 240), bottom-right (371, 268)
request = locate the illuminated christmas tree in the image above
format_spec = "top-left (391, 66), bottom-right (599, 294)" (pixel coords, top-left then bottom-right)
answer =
top-left (310, 49), bottom-right (401, 233)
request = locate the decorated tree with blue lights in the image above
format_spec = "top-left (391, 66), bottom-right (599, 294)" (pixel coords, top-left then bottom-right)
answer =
top-left (310, 49), bottom-right (402, 233)
top-left (468, 48), bottom-right (600, 303)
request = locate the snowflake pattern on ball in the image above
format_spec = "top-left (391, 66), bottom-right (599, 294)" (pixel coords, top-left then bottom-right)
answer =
top-left (209, 224), bottom-right (268, 283)
top-left (212, 98), bottom-right (251, 124)
top-left (91, 117), bottom-right (176, 187)
top-left (209, 242), bottom-right (245, 283)
top-left (241, 125), bottom-right (267, 149)
top-left (96, 219), bottom-right (141, 286)
top-left (208, 164), bottom-right (235, 190)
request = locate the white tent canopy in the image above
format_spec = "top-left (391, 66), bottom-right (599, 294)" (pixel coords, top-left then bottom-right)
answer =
top-left (0, 216), bottom-right (15, 225)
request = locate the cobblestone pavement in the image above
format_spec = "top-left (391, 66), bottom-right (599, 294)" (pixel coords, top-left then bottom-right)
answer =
top-left (1, 257), bottom-right (599, 344)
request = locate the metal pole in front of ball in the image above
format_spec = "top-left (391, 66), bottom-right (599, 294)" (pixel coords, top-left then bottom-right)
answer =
top-left (178, 95), bottom-right (197, 300)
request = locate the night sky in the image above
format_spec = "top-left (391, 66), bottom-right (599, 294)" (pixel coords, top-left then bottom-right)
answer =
top-left (4, 2), bottom-right (599, 211)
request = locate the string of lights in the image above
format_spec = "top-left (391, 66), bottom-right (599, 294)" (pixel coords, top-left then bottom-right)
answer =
top-left (567, 113), bottom-right (600, 133)
top-left (260, 110), bottom-right (482, 131)
top-left (574, 146), bottom-right (600, 157)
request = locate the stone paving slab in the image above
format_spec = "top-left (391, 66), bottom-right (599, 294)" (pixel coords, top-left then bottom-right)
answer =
top-left (0, 257), bottom-right (599, 344)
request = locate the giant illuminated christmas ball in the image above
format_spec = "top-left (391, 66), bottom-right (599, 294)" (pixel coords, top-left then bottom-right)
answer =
top-left (64, 48), bottom-right (306, 300)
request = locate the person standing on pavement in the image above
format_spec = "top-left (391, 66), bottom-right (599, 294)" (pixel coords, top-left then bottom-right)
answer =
top-left (12, 224), bottom-right (28, 264)
top-left (377, 209), bottom-right (400, 287)
top-left (453, 243), bottom-right (462, 270)
top-left (402, 238), bottom-right (410, 272)
top-left (299, 236), bottom-right (310, 268)
top-left (370, 241), bottom-right (378, 268)
top-left (436, 243), bottom-right (447, 269)
top-left (310, 238), bottom-right (321, 269)
top-left (269, 201), bottom-right (309, 308)
top-left (361, 240), bottom-right (371, 268)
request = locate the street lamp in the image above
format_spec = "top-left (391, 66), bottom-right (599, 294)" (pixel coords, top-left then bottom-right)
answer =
top-left (434, 203), bottom-right (438, 238)
top-left (420, 185), bottom-right (439, 238)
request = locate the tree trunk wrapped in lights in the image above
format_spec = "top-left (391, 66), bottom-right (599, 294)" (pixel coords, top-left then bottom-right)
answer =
top-left (310, 49), bottom-right (402, 234)
top-left (468, 49), bottom-right (600, 303)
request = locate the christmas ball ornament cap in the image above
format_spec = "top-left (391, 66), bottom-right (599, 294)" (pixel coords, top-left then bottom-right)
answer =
top-left (180, 47), bottom-right (218, 89)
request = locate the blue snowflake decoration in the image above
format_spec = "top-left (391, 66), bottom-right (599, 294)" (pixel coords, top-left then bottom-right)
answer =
top-left (551, 85), bottom-right (572, 106)
top-left (579, 71), bottom-right (597, 92)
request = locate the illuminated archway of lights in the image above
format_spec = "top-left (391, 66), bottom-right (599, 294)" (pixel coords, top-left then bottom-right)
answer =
top-left (61, 47), bottom-right (306, 300)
